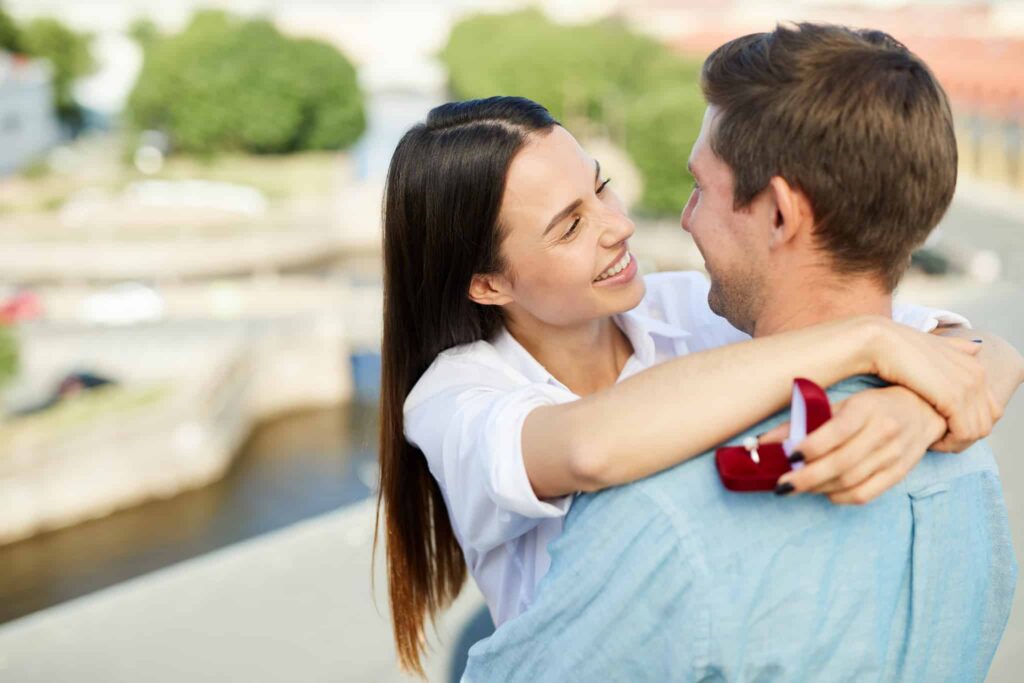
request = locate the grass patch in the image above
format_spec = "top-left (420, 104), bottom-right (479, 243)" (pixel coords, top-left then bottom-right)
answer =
top-left (0, 382), bottom-right (173, 449)
top-left (153, 151), bottom-right (339, 200)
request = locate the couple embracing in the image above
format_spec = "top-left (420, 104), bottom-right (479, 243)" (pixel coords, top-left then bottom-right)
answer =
top-left (377, 23), bottom-right (1023, 682)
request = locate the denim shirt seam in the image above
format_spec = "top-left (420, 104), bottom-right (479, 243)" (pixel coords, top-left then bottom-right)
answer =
top-left (636, 481), bottom-right (714, 677)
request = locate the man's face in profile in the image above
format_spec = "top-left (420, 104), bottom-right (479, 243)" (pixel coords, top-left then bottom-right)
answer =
top-left (681, 106), bottom-right (771, 334)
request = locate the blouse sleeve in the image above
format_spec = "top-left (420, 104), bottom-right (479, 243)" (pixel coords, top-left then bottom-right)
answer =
top-left (404, 358), bottom-right (573, 555)
top-left (891, 301), bottom-right (971, 331)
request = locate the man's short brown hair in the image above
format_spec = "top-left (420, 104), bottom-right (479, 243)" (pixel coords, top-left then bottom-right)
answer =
top-left (701, 23), bottom-right (958, 291)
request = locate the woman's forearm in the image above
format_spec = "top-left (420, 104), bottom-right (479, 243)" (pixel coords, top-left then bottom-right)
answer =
top-left (523, 316), bottom-right (883, 497)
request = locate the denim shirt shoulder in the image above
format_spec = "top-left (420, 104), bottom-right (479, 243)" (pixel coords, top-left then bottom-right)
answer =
top-left (465, 375), bottom-right (1009, 682)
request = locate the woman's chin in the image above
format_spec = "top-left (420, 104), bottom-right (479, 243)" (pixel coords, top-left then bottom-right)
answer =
top-left (601, 278), bottom-right (646, 314)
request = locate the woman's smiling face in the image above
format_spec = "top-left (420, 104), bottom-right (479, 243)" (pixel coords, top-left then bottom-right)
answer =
top-left (474, 125), bottom-right (644, 328)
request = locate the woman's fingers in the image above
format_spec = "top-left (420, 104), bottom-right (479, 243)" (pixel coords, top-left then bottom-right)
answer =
top-left (814, 434), bottom-right (930, 496)
top-left (930, 359), bottom-right (985, 441)
top-left (773, 398), bottom-right (863, 490)
top-left (931, 431), bottom-right (962, 453)
top-left (939, 335), bottom-right (983, 356)
top-left (776, 386), bottom-right (942, 501)
top-left (757, 422), bottom-right (790, 444)
top-left (777, 397), bottom-right (861, 464)
top-left (990, 389), bottom-right (1005, 423)
top-left (879, 327), bottom-right (986, 432)
top-left (779, 417), bottom-right (886, 493)
top-left (827, 458), bottom-right (915, 505)
top-left (943, 365), bottom-right (994, 450)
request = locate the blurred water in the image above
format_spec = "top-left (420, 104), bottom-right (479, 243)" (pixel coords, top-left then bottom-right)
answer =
top-left (351, 350), bottom-right (383, 401)
top-left (0, 83), bottom-right (430, 627)
top-left (0, 397), bottom-right (380, 625)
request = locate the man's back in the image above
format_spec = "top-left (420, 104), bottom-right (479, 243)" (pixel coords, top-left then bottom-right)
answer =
top-left (463, 377), bottom-right (1016, 682)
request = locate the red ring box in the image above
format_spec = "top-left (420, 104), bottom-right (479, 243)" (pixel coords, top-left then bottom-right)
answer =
top-left (715, 378), bottom-right (832, 492)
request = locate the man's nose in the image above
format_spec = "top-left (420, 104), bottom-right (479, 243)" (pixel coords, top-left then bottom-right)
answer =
top-left (680, 192), bottom-right (696, 233)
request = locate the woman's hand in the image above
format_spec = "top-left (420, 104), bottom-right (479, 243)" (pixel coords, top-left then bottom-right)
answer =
top-left (864, 319), bottom-right (994, 449)
top-left (929, 328), bottom-right (1024, 452)
top-left (764, 386), bottom-right (947, 505)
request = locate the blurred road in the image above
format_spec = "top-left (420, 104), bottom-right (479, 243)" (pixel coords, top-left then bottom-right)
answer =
top-left (906, 195), bottom-right (1024, 683)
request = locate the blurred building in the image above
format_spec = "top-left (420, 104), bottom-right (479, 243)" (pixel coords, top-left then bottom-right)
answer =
top-left (648, 1), bottom-right (1024, 116)
top-left (640, 0), bottom-right (1024, 191)
top-left (0, 51), bottom-right (62, 175)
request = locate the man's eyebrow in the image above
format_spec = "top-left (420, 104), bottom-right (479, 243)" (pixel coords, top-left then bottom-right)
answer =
top-left (542, 159), bottom-right (601, 236)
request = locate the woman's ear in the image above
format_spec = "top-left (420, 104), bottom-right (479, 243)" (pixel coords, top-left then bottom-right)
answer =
top-left (468, 273), bottom-right (514, 307)
top-left (767, 176), bottom-right (814, 248)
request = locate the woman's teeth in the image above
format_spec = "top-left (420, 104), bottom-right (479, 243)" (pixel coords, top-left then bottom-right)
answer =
top-left (594, 251), bottom-right (631, 282)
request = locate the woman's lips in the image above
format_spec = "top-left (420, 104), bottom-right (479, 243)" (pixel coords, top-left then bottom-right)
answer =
top-left (593, 251), bottom-right (638, 286)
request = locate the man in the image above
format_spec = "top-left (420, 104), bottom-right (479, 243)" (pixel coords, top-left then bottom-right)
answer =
top-left (462, 24), bottom-right (1018, 682)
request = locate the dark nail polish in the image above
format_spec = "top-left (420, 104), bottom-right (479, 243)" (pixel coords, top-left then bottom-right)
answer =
top-left (774, 482), bottom-right (795, 496)
top-left (788, 451), bottom-right (805, 464)
top-left (972, 339), bottom-right (984, 344)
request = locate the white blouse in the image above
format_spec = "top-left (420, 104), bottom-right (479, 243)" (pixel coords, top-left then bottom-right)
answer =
top-left (402, 270), bottom-right (968, 626)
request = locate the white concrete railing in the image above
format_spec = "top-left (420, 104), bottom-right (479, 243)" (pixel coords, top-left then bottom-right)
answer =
top-left (0, 311), bottom-right (353, 545)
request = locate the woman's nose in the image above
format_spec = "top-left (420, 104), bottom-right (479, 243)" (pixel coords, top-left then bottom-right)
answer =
top-left (600, 206), bottom-right (635, 246)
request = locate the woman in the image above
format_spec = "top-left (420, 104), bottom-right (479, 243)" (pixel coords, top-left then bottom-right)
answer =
top-left (376, 97), bottom-right (1022, 674)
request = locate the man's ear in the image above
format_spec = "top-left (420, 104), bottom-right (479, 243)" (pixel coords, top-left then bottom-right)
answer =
top-left (767, 176), bottom-right (814, 248)
top-left (468, 272), bottom-right (514, 307)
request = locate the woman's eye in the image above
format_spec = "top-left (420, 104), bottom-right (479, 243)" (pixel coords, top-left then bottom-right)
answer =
top-left (562, 217), bottom-right (581, 240)
top-left (597, 178), bottom-right (612, 195)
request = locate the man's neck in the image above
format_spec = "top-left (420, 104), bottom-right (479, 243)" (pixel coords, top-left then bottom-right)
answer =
top-left (751, 271), bottom-right (892, 338)
top-left (505, 313), bottom-right (633, 396)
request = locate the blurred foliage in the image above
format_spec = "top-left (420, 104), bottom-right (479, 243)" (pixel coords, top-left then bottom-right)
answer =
top-left (21, 19), bottom-right (97, 130)
top-left (625, 88), bottom-right (706, 216)
top-left (127, 17), bottom-right (160, 49)
top-left (19, 157), bottom-right (51, 180)
top-left (126, 11), bottom-right (366, 155)
top-left (0, 3), bottom-right (21, 52)
top-left (0, 324), bottom-right (19, 392)
top-left (0, 5), bottom-right (95, 131)
top-left (440, 9), bottom-right (705, 215)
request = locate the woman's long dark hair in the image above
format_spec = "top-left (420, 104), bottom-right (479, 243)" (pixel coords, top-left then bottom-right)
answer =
top-left (375, 97), bottom-right (558, 675)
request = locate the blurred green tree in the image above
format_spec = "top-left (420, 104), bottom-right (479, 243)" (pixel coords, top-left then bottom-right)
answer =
top-left (126, 11), bottom-right (366, 155)
top-left (0, 3), bottom-right (22, 53)
top-left (0, 324), bottom-right (19, 392)
top-left (21, 18), bottom-right (97, 131)
top-left (440, 9), bottom-right (704, 215)
top-left (0, 7), bottom-right (95, 131)
top-left (127, 17), bottom-right (160, 50)
top-left (624, 87), bottom-right (706, 216)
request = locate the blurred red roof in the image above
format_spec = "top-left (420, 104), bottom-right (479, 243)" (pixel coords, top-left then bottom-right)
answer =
top-left (661, 2), bottom-right (1024, 119)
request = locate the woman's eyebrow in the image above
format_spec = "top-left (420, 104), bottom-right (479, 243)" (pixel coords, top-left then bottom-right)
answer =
top-left (542, 160), bottom-right (601, 236)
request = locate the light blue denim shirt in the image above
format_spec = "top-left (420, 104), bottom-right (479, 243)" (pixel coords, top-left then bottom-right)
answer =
top-left (463, 376), bottom-right (1017, 683)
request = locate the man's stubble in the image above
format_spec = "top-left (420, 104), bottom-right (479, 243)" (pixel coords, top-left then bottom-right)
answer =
top-left (707, 261), bottom-right (766, 337)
